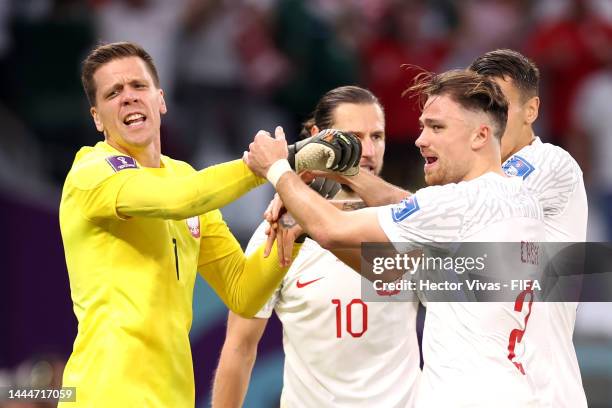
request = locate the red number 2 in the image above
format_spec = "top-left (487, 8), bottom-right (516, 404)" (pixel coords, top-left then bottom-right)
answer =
top-left (332, 299), bottom-right (368, 338)
top-left (507, 281), bottom-right (534, 374)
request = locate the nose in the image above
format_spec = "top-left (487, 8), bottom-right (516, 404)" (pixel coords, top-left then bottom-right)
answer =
top-left (121, 89), bottom-right (140, 106)
top-left (415, 131), bottom-right (428, 149)
top-left (361, 136), bottom-right (375, 159)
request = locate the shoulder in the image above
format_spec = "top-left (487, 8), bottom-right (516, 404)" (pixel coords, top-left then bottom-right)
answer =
top-left (384, 182), bottom-right (469, 224)
top-left (161, 155), bottom-right (196, 175)
top-left (506, 140), bottom-right (582, 181)
top-left (505, 140), bottom-right (584, 214)
top-left (66, 145), bottom-right (140, 190)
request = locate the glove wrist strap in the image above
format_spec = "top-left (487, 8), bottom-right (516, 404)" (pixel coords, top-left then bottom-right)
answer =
top-left (266, 159), bottom-right (292, 187)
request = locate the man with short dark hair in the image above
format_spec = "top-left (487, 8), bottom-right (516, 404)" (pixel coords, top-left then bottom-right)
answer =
top-left (470, 48), bottom-right (588, 408)
top-left (58, 41), bottom-right (358, 407)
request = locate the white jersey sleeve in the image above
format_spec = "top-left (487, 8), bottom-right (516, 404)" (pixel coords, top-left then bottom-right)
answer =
top-left (378, 173), bottom-right (542, 244)
top-left (245, 221), bottom-right (282, 319)
top-left (377, 184), bottom-right (466, 244)
top-left (502, 137), bottom-right (587, 241)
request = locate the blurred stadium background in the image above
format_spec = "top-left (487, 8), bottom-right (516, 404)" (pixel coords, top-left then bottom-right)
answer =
top-left (1, 0), bottom-right (612, 406)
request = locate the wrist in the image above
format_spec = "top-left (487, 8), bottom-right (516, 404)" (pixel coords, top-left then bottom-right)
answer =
top-left (266, 159), bottom-right (293, 187)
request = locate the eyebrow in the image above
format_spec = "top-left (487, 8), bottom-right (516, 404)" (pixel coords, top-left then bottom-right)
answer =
top-left (346, 130), bottom-right (386, 138)
top-left (102, 79), bottom-right (148, 97)
top-left (104, 83), bottom-right (123, 97)
top-left (419, 118), bottom-right (444, 126)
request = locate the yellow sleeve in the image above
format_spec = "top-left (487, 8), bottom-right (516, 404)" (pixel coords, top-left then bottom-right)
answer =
top-left (72, 158), bottom-right (265, 221)
top-left (197, 210), bottom-right (302, 317)
top-left (116, 159), bottom-right (265, 220)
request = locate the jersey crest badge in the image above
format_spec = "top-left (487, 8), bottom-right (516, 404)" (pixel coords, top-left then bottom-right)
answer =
top-left (502, 155), bottom-right (535, 179)
top-left (391, 196), bottom-right (420, 222)
top-left (186, 216), bottom-right (200, 238)
top-left (106, 155), bottom-right (138, 172)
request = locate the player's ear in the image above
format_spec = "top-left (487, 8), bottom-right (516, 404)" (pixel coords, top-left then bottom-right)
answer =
top-left (90, 106), bottom-right (104, 132)
top-left (472, 124), bottom-right (489, 150)
top-left (310, 125), bottom-right (320, 136)
top-left (524, 96), bottom-right (539, 125)
top-left (158, 89), bottom-right (167, 115)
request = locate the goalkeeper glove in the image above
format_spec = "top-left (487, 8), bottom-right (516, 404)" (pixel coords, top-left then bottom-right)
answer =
top-left (308, 177), bottom-right (341, 199)
top-left (287, 129), bottom-right (362, 176)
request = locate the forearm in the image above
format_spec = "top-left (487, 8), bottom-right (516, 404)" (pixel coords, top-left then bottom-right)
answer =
top-left (117, 159), bottom-right (265, 219)
top-left (212, 348), bottom-right (256, 408)
top-left (200, 241), bottom-right (301, 317)
top-left (342, 171), bottom-right (410, 206)
top-left (275, 172), bottom-right (352, 248)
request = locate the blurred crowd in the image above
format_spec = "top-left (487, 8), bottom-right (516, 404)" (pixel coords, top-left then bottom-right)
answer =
top-left (1, 0), bottom-right (612, 405)
top-left (0, 0), bottom-right (611, 230)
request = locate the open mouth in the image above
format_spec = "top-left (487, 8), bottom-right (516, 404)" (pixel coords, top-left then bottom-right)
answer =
top-left (123, 112), bottom-right (147, 127)
top-left (423, 156), bottom-right (438, 171)
top-left (360, 165), bottom-right (375, 173)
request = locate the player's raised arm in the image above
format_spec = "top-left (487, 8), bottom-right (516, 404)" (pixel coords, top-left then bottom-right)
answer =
top-left (114, 159), bottom-right (264, 219)
top-left (245, 127), bottom-right (388, 249)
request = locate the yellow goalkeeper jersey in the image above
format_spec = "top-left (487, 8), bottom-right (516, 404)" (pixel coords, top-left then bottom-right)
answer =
top-left (59, 142), bottom-right (294, 407)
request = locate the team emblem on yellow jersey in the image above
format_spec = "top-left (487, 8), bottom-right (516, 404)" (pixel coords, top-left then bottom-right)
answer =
top-left (187, 216), bottom-right (200, 238)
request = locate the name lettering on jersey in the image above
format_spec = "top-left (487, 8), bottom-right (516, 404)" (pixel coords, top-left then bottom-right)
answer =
top-left (186, 216), bottom-right (200, 238)
top-left (520, 241), bottom-right (539, 265)
top-left (502, 155), bottom-right (535, 179)
top-left (106, 155), bottom-right (138, 172)
top-left (391, 196), bottom-right (420, 223)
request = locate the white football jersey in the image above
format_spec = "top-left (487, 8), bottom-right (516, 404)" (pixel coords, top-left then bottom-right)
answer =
top-left (503, 137), bottom-right (588, 408)
top-left (378, 172), bottom-right (545, 407)
top-left (247, 223), bottom-right (421, 408)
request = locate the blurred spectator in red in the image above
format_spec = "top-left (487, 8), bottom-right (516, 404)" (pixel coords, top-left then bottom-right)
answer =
top-left (233, 1), bottom-right (290, 96)
top-left (360, 0), bottom-right (451, 187)
top-left (526, 0), bottom-right (612, 147)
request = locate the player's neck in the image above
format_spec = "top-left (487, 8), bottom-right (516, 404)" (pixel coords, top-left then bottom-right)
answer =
top-left (106, 138), bottom-right (162, 168)
top-left (464, 154), bottom-right (506, 182)
top-left (503, 129), bottom-right (535, 162)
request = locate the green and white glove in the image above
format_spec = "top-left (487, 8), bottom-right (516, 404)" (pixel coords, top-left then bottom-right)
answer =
top-left (287, 129), bottom-right (362, 176)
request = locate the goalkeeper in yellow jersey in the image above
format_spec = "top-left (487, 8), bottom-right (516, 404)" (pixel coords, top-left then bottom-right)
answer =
top-left (58, 42), bottom-right (360, 407)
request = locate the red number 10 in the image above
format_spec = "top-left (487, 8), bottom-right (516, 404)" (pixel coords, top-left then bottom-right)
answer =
top-left (331, 299), bottom-right (368, 338)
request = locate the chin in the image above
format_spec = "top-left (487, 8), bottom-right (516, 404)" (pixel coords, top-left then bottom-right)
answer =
top-left (424, 174), bottom-right (438, 186)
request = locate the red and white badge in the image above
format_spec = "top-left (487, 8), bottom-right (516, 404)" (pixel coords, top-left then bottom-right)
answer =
top-left (186, 216), bottom-right (200, 238)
